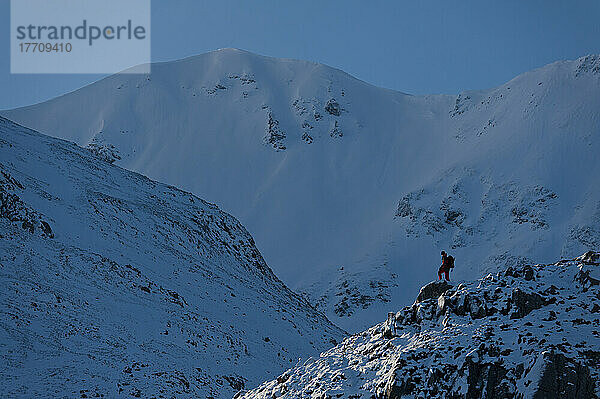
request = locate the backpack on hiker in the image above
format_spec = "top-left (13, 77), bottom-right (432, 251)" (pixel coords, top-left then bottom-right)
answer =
top-left (447, 255), bottom-right (455, 269)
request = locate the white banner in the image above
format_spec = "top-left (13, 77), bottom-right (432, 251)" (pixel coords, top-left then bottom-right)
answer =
top-left (11, 0), bottom-right (151, 74)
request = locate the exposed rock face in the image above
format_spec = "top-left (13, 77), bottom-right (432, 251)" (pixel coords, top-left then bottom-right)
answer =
top-left (264, 109), bottom-right (286, 150)
top-left (581, 251), bottom-right (600, 265)
top-left (465, 360), bottom-right (510, 399)
top-left (87, 138), bottom-right (121, 163)
top-left (324, 98), bottom-right (341, 116)
top-left (575, 252), bottom-right (600, 292)
top-left (0, 169), bottom-right (54, 238)
top-left (301, 264), bottom-right (398, 322)
top-left (533, 352), bottom-right (596, 399)
top-left (395, 172), bottom-right (559, 250)
top-left (509, 288), bottom-right (545, 319)
top-left (241, 253), bottom-right (600, 399)
top-left (416, 280), bottom-right (453, 303)
top-left (329, 120), bottom-right (343, 138)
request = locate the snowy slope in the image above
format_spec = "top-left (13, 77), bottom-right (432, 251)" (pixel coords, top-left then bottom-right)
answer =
top-left (3, 49), bottom-right (600, 331)
top-left (240, 252), bottom-right (600, 398)
top-left (0, 116), bottom-right (344, 399)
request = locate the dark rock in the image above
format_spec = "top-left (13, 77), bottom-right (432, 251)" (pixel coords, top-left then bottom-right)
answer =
top-left (416, 280), bottom-right (452, 303)
top-left (575, 266), bottom-right (600, 292)
top-left (505, 265), bottom-right (535, 280)
top-left (396, 195), bottom-right (411, 217)
top-left (504, 267), bottom-right (516, 277)
top-left (579, 350), bottom-right (600, 365)
top-left (486, 306), bottom-right (498, 316)
top-left (264, 110), bottom-right (286, 151)
top-left (580, 251), bottom-right (599, 265)
top-left (224, 375), bottom-right (246, 391)
top-left (325, 99), bottom-right (341, 116)
top-left (544, 285), bottom-right (560, 295)
top-left (544, 310), bottom-right (557, 321)
top-left (40, 220), bottom-right (54, 238)
top-left (443, 292), bottom-right (489, 320)
top-left (444, 209), bottom-right (463, 226)
top-left (465, 359), bottom-right (511, 399)
top-left (22, 220), bottom-right (35, 233)
top-left (523, 265), bottom-right (535, 281)
top-left (470, 298), bottom-right (487, 319)
top-left (509, 288), bottom-right (544, 319)
top-left (515, 363), bottom-right (525, 379)
top-left (87, 141), bottom-right (121, 164)
top-left (383, 369), bottom-right (416, 399)
top-left (276, 373), bottom-right (289, 384)
top-left (532, 352), bottom-right (596, 399)
top-left (330, 120), bottom-right (343, 138)
top-left (301, 131), bottom-right (313, 144)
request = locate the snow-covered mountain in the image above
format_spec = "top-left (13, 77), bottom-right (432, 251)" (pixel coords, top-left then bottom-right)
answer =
top-left (0, 116), bottom-right (344, 398)
top-left (240, 252), bottom-right (600, 398)
top-left (3, 49), bottom-right (600, 331)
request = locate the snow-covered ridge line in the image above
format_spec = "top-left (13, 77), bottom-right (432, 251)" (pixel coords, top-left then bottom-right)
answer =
top-left (241, 251), bottom-right (600, 398)
top-left (0, 116), bottom-right (345, 399)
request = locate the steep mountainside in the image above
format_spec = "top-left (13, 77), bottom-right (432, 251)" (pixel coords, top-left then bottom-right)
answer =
top-left (4, 50), bottom-right (600, 331)
top-left (0, 117), bottom-right (344, 399)
top-left (241, 252), bottom-right (600, 399)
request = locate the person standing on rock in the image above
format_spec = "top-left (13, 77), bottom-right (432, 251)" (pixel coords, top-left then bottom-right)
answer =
top-left (438, 251), bottom-right (454, 281)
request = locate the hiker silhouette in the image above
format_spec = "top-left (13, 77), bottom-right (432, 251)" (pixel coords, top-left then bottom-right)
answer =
top-left (438, 251), bottom-right (454, 281)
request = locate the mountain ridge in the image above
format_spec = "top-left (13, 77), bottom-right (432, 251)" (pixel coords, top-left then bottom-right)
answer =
top-left (3, 50), bottom-right (599, 331)
top-left (240, 251), bottom-right (600, 398)
top-left (0, 115), bottom-right (344, 398)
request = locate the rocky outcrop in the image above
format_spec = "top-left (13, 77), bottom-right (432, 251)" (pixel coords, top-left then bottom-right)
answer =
top-left (324, 98), bottom-right (341, 116)
top-left (329, 120), bottom-right (343, 138)
top-left (581, 251), bottom-right (600, 265)
top-left (289, 94), bottom-right (351, 146)
top-left (575, 251), bottom-right (600, 291)
top-left (533, 352), bottom-right (596, 399)
top-left (240, 253), bottom-right (600, 399)
top-left (87, 139), bottom-right (121, 164)
top-left (0, 169), bottom-right (54, 238)
top-left (416, 280), bottom-right (453, 303)
top-left (509, 288), bottom-right (545, 319)
top-left (264, 110), bottom-right (286, 151)
top-left (394, 172), bottom-right (558, 249)
top-left (464, 359), bottom-right (510, 399)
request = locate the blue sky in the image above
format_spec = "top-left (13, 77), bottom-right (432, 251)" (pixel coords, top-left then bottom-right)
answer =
top-left (1, 0), bottom-right (599, 109)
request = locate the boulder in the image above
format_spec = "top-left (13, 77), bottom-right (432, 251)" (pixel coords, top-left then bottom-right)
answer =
top-left (416, 280), bottom-right (453, 303)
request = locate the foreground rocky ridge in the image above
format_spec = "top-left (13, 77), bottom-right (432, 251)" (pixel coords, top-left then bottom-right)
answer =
top-left (0, 117), bottom-right (344, 399)
top-left (241, 252), bottom-right (600, 398)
